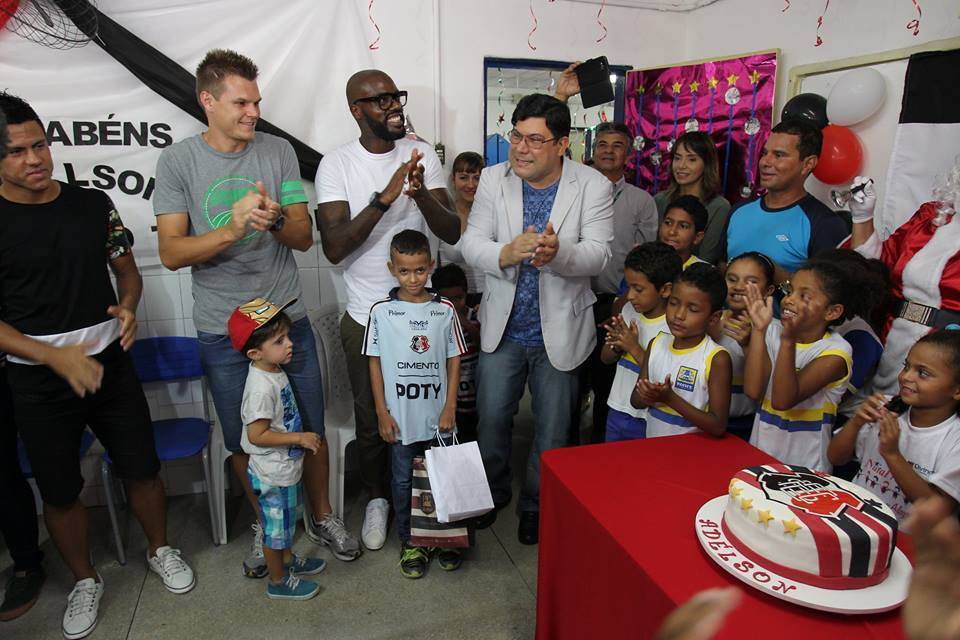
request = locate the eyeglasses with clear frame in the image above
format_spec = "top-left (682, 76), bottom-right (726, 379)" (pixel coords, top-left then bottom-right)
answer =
top-left (508, 129), bottom-right (558, 150)
top-left (352, 91), bottom-right (408, 110)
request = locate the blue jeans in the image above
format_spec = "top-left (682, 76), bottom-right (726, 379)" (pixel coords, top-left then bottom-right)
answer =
top-left (197, 316), bottom-right (325, 452)
top-left (391, 433), bottom-right (453, 544)
top-left (476, 340), bottom-right (579, 513)
top-left (605, 408), bottom-right (646, 442)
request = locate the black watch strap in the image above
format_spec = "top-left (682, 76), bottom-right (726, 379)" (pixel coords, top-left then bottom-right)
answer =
top-left (370, 192), bottom-right (390, 212)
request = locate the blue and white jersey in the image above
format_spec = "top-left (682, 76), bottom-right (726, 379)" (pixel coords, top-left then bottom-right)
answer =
top-left (363, 288), bottom-right (466, 445)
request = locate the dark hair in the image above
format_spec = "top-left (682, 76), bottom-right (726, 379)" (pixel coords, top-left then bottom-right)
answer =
top-left (511, 93), bottom-right (571, 140)
top-left (452, 151), bottom-right (484, 175)
top-left (915, 330), bottom-right (960, 385)
top-left (0, 91), bottom-right (42, 129)
top-left (0, 109), bottom-right (7, 161)
top-left (196, 49), bottom-right (259, 100)
top-left (665, 194), bottom-right (709, 232)
top-left (432, 263), bottom-right (468, 292)
top-left (663, 131), bottom-right (721, 202)
top-left (771, 119), bottom-right (823, 160)
top-left (390, 229), bottom-right (431, 257)
top-left (242, 311), bottom-right (292, 354)
top-left (797, 249), bottom-right (889, 326)
top-left (594, 122), bottom-right (632, 146)
top-left (675, 262), bottom-right (727, 313)
top-left (728, 251), bottom-right (776, 289)
top-left (624, 241), bottom-right (684, 290)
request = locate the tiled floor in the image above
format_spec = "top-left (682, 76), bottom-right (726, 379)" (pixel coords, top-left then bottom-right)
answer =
top-left (1, 395), bottom-right (586, 640)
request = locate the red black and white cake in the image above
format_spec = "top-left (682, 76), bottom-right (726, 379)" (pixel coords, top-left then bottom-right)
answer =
top-left (723, 464), bottom-right (898, 590)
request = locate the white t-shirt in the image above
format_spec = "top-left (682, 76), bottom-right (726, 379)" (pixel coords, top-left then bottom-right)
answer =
top-left (852, 410), bottom-right (960, 522)
top-left (316, 138), bottom-right (446, 325)
top-left (749, 321), bottom-right (852, 473)
top-left (240, 364), bottom-right (305, 487)
top-left (645, 333), bottom-right (727, 438)
top-left (606, 305), bottom-right (668, 418)
top-left (717, 322), bottom-right (754, 418)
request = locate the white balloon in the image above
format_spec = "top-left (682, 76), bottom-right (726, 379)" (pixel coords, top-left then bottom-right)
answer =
top-left (827, 68), bottom-right (886, 126)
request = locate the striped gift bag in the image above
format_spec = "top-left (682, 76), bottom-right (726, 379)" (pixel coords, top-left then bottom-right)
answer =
top-left (409, 457), bottom-right (470, 548)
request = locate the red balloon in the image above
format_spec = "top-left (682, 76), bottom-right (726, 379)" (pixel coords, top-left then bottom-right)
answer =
top-left (814, 124), bottom-right (863, 185)
top-left (0, 1), bottom-right (21, 32)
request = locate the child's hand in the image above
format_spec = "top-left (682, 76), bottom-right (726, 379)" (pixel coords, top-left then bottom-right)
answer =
top-left (853, 393), bottom-right (887, 426)
top-left (603, 314), bottom-right (626, 340)
top-left (635, 375), bottom-right (671, 405)
top-left (438, 405), bottom-right (456, 432)
top-left (723, 311), bottom-right (752, 347)
top-left (878, 409), bottom-right (902, 459)
top-left (297, 432), bottom-right (322, 454)
top-left (608, 319), bottom-right (640, 354)
top-left (377, 412), bottom-right (401, 444)
top-left (744, 283), bottom-right (773, 334)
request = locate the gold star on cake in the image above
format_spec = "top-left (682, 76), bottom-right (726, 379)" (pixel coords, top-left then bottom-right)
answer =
top-left (782, 518), bottom-right (803, 537)
top-left (728, 479), bottom-right (743, 498)
top-left (740, 497), bottom-right (753, 512)
top-left (757, 509), bottom-right (775, 527)
top-left (726, 73), bottom-right (739, 87)
top-left (689, 80), bottom-right (699, 93)
top-left (672, 80), bottom-right (683, 94)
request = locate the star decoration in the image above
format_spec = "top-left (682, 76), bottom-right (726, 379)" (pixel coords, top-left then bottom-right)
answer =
top-left (707, 77), bottom-right (719, 90)
top-left (635, 86), bottom-right (646, 96)
top-left (689, 80), bottom-right (699, 93)
top-left (782, 518), bottom-right (803, 537)
top-left (672, 80), bottom-right (683, 94)
top-left (726, 73), bottom-right (739, 87)
top-left (750, 70), bottom-right (761, 85)
top-left (653, 83), bottom-right (663, 95)
top-left (757, 509), bottom-right (775, 527)
top-left (497, 113), bottom-right (505, 125)
top-left (729, 485), bottom-right (743, 498)
top-left (740, 497), bottom-right (753, 512)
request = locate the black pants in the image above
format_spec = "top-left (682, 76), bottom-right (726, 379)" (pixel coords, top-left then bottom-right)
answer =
top-left (0, 366), bottom-right (43, 572)
top-left (575, 294), bottom-right (617, 444)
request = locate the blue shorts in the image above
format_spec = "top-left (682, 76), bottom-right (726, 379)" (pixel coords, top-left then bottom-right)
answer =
top-left (198, 316), bottom-right (325, 452)
top-left (248, 471), bottom-right (302, 550)
top-left (605, 408), bottom-right (646, 443)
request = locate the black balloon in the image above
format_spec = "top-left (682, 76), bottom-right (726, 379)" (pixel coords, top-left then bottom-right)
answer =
top-left (781, 93), bottom-right (829, 129)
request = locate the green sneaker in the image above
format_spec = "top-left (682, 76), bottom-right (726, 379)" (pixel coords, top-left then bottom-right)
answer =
top-left (434, 547), bottom-right (463, 572)
top-left (399, 544), bottom-right (429, 579)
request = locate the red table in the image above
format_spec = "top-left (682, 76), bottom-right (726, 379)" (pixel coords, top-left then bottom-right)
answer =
top-left (537, 434), bottom-right (909, 640)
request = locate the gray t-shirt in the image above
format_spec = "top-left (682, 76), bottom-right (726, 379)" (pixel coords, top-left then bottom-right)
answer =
top-left (153, 133), bottom-right (309, 334)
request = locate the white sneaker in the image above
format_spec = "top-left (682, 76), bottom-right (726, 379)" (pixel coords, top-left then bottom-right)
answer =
top-left (147, 546), bottom-right (196, 594)
top-left (62, 574), bottom-right (103, 640)
top-left (361, 498), bottom-right (389, 550)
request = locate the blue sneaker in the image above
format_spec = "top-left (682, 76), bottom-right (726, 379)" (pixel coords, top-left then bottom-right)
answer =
top-left (285, 555), bottom-right (327, 576)
top-left (266, 573), bottom-right (320, 601)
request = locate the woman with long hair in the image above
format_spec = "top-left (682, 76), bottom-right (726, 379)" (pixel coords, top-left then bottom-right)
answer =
top-left (654, 132), bottom-right (731, 264)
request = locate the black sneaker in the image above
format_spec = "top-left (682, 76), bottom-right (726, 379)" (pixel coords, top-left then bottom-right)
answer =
top-left (434, 547), bottom-right (463, 571)
top-left (399, 544), bottom-right (430, 579)
top-left (0, 567), bottom-right (45, 622)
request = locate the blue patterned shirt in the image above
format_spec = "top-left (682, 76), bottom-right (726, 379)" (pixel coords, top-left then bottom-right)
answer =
top-left (504, 180), bottom-right (560, 347)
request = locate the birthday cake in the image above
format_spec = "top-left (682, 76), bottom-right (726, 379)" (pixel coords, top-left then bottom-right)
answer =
top-left (723, 464), bottom-right (898, 590)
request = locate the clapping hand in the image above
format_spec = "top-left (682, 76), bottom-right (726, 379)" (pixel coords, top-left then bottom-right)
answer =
top-left (604, 315), bottom-right (640, 355)
top-left (722, 311), bottom-right (752, 347)
top-left (744, 283), bottom-right (773, 335)
top-left (635, 374), bottom-right (672, 406)
top-left (531, 222), bottom-right (559, 268)
top-left (877, 409), bottom-right (902, 459)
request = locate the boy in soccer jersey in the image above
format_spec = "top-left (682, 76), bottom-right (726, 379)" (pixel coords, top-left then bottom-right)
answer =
top-left (363, 230), bottom-right (466, 578)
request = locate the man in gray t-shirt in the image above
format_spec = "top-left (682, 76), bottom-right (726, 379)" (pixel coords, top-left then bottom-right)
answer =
top-left (154, 49), bottom-right (360, 576)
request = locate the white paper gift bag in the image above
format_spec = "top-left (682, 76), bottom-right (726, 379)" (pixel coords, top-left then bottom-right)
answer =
top-left (425, 432), bottom-right (494, 523)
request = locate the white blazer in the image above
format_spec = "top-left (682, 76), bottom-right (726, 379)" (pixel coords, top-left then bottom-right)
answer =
top-left (460, 157), bottom-right (614, 371)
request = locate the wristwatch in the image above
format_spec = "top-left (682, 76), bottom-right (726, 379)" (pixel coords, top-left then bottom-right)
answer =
top-left (269, 214), bottom-right (285, 232)
top-left (369, 191), bottom-right (390, 212)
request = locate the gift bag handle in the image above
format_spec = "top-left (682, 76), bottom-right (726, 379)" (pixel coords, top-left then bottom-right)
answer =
top-left (433, 428), bottom-right (460, 447)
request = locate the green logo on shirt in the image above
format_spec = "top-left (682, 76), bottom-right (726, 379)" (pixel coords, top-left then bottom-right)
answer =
top-left (202, 176), bottom-right (259, 244)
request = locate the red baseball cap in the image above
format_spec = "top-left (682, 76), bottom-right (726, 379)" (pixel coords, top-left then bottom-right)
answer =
top-left (227, 297), bottom-right (297, 352)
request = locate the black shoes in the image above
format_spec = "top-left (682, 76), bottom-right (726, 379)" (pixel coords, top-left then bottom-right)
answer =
top-left (0, 567), bottom-right (45, 622)
top-left (518, 511), bottom-right (539, 545)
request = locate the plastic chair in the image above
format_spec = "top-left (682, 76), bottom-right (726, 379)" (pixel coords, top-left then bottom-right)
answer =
top-left (101, 337), bottom-right (218, 564)
top-left (309, 304), bottom-right (357, 520)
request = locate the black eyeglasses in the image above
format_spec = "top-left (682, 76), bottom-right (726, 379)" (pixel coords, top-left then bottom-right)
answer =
top-left (508, 129), bottom-right (558, 150)
top-left (352, 91), bottom-right (408, 110)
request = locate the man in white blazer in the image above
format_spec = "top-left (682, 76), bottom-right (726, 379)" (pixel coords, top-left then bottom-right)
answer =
top-left (460, 93), bottom-right (613, 544)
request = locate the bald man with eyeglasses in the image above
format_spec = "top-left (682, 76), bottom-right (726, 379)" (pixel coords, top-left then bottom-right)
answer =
top-left (315, 69), bottom-right (460, 551)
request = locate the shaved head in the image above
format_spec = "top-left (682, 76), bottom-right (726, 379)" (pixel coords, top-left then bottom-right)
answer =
top-left (346, 69), bottom-right (393, 103)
